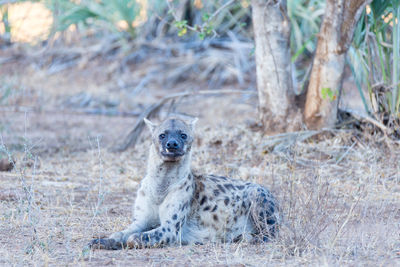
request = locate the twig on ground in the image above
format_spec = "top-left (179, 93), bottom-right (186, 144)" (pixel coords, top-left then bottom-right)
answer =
top-left (329, 188), bottom-right (362, 249)
top-left (335, 141), bottom-right (356, 164)
top-left (262, 130), bottom-right (329, 153)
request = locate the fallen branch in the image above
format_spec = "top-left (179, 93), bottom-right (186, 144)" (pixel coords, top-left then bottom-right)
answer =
top-left (112, 89), bottom-right (256, 152)
top-left (262, 130), bottom-right (327, 153)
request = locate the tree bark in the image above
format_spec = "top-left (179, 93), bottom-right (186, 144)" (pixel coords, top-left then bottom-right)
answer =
top-left (251, 0), bottom-right (301, 133)
top-left (304, 0), bottom-right (371, 129)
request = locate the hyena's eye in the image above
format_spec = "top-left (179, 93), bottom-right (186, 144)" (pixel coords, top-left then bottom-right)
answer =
top-left (159, 133), bottom-right (166, 140)
top-left (180, 133), bottom-right (187, 140)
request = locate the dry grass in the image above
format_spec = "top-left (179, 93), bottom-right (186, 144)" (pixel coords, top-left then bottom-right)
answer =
top-left (0, 43), bottom-right (399, 266)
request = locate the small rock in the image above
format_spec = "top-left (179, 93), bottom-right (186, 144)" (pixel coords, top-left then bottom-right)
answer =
top-left (0, 158), bottom-right (13, 172)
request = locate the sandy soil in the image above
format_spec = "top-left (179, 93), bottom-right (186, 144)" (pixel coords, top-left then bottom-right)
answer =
top-left (0, 45), bottom-right (399, 266)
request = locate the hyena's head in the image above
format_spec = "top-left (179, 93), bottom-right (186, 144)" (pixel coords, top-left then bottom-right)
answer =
top-left (144, 117), bottom-right (198, 162)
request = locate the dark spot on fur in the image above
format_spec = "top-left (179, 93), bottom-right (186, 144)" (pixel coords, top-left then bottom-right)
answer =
top-left (213, 175), bottom-right (227, 181)
top-left (141, 234), bottom-right (150, 242)
top-left (211, 205), bottom-right (218, 212)
top-left (162, 228), bottom-right (166, 232)
top-left (175, 222), bottom-right (180, 230)
top-left (210, 177), bottom-right (219, 183)
top-left (269, 205), bottom-right (275, 214)
top-left (172, 214), bottom-right (178, 220)
top-left (166, 237), bottom-right (170, 243)
top-left (233, 234), bottom-right (243, 243)
top-left (259, 211), bottom-right (264, 217)
top-left (224, 184), bottom-right (234, 190)
top-left (199, 182), bottom-right (205, 191)
top-left (234, 217), bottom-right (237, 222)
top-left (181, 202), bottom-right (188, 211)
top-left (179, 181), bottom-right (187, 190)
top-left (186, 186), bottom-right (190, 192)
top-left (167, 228), bottom-right (171, 232)
top-left (237, 185), bottom-right (244, 190)
top-left (166, 220), bottom-right (171, 224)
top-left (242, 201), bottom-right (246, 208)
top-left (224, 198), bottom-right (230, 205)
top-left (217, 184), bottom-right (226, 193)
top-left (267, 218), bottom-right (276, 225)
top-left (203, 206), bottom-right (211, 211)
top-left (213, 189), bottom-right (220, 196)
top-left (200, 195), bottom-right (207, 205)
top-left (213, 214), bottom-right (218, 221)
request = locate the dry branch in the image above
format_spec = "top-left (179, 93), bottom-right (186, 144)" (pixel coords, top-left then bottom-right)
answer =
top-left (262, 130), bottom-right (328, 153)
top-left (112, 89), bottom-right (256, 152)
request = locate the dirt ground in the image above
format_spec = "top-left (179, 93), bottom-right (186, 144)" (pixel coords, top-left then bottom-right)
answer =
top-left (0, 44), bottom-right (399, 266)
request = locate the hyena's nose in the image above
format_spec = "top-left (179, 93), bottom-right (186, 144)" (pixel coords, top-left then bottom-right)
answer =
top-left (166, 139), bottom-right (179, 150)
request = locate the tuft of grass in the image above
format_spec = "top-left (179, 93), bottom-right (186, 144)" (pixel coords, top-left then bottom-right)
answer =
top-left (47, 0), bottom-right (141, 38)
top-left (348, 2), bottom-right (400, 132)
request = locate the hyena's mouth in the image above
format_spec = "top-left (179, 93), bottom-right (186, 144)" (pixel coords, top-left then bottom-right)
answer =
top-left (160, 150), bottom-right (184, 161)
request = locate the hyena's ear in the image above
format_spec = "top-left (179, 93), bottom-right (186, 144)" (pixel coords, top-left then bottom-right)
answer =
top-left (144, 118), bottom-right (157, 134)
top-left (189, 117), bottom-right (199, 131)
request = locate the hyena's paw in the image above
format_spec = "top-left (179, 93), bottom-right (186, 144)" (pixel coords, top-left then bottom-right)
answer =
top-left (126, 234), bottom-right (144, 249)
top-left (127, 233), bottom-right (166, 249)
top-left (88, 238), bottom-right (124, 250)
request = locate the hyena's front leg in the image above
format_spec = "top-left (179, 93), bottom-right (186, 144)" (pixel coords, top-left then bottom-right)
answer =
top-left (126, 188), bottom-right (192, 248)
top-left (89, 187), bottom-right (158, 250)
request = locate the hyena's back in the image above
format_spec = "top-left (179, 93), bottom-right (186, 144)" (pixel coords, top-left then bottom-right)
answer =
top-left (182, 174), bottom-right (278, 244)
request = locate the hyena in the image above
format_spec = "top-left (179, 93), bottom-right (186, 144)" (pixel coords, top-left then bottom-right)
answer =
top-left (89, 117), bottom-right (279, 249)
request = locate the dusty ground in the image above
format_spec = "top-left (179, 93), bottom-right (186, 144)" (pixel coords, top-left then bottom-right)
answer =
top-left (0, 44), bottom-right (399, 266)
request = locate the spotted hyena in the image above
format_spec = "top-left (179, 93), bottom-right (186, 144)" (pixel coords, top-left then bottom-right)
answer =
top-left (89, 117), bottom-right (279, 249)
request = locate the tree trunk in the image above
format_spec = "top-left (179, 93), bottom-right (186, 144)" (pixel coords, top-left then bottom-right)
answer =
top-left (251, 0), bottom-right (301, 133)
top-left (304, 0), bottom-right (371, 129)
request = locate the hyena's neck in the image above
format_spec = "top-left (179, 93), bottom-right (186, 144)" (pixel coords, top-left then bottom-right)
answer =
top-left (146, 145), bottom-right (192, 186)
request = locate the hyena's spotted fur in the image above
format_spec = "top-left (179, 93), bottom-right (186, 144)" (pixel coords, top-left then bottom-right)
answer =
top-left (89, 117), bottom-right (279, 249)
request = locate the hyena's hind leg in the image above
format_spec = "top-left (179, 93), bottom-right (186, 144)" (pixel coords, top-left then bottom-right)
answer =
top-left (249, 186), bottom-right (279, 242)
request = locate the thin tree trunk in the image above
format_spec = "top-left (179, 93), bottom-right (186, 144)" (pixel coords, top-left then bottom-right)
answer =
top-left (304, 0), bottom-right (371, 129)
top-left (251, 0), bottom-right (301, 133)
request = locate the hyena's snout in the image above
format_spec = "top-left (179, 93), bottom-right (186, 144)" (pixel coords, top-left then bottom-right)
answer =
top-left (160, 135), bottom-right (185, 161)
top-left (166, 138), bottom-right (180, 151)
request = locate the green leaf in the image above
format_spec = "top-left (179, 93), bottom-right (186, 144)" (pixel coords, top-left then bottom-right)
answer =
top-left (199, 32), bottom-right (205, 40)
top-left (202, 13), bottom-right (210, 22)
top-left (174, 20), bottom-right (188, 29)
top-left (178, 27), bottom-right (187, 37)
top-left (321, 87), bottom-right (337, 101)
top-left (370, 0), bottom-right (392, 21)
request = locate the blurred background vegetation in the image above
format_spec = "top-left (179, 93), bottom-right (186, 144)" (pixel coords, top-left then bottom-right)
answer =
top-left (0, 0), bottom-right (399, 131)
